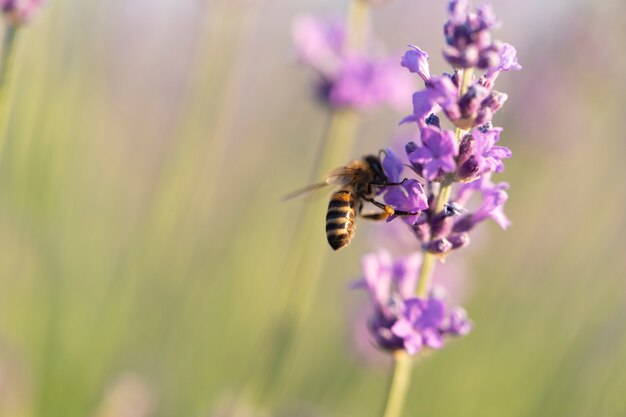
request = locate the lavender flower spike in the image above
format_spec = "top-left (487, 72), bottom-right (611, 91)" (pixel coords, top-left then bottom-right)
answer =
top-left (354, 252), bottom-right (472, 355)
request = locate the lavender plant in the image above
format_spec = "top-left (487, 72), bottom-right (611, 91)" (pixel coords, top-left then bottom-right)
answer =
top-left (350, 1), bottom-right (521, 416)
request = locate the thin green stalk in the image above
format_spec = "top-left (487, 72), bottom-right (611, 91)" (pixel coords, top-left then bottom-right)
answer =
top-left (0, 25), bottom-right (20, 160)
top-left (381, 351), bottom-right (414, 417)
top-left (416, 68), bottom-right (474, 297)
top-left (347, 0), bottom-right (370, 52)
top-left (247, 1), bottom-right (369, 404)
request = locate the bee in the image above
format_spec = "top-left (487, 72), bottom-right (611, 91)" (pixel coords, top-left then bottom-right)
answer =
top-left (285, 154), bottom-right (417, 251)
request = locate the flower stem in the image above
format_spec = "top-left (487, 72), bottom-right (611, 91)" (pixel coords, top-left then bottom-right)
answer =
top-left (0, 25), bottom-right (19, 161)
top-left (347, 0), bottom-right (370, 52)
top-left (247, 1), bottom-right (369, 404)
top-left (381, 351), bottom-right (414, 417)
top-left (416, 68), bottom-right (473, 297)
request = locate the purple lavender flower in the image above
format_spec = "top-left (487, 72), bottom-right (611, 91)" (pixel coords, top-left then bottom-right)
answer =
top-left (444, 307), bottom-right (473, 335)
top-left (391, 297), bottom-right (446, 354)
top-left (383, 179), bottom-right (428, 225)
top-left (355, 251), bottom-right (472, 355)
top-left (1, 0), bottom-right (44, 24)
top-left (400, 45), bottom-right (430, 82)
top-left (472, 125), bottom-right (512, 174)
top-left (453, 174), bottom-right (511, 231)
top-left (292, 16), bottom-right (344, 76)
top-left (407, 125), bottom-right (458, 181)
top-left (484, 43), bottom-right (522, 87)
top-left (293, 15), bottom-right (414, 111)
top-left (382, 148), bottom-right (404, 183)
top-left (442, 0), bottom-right (503, 70)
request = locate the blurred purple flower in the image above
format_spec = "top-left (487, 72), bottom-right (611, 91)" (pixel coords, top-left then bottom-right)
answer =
top-left (354, 251), bottom-right (472, 355)
top-left (407, 126), bottom-right (458, 181)
top-left (1, 0), bottom-right (44, 24)
top-left (293, 15), bottom-right (414, 111)
top-left (391, 297), bottom-right (446, 354)
top-left (444, 307), bottom-right (473, 335)
top-left (292, 16), bottom-right (344, 76)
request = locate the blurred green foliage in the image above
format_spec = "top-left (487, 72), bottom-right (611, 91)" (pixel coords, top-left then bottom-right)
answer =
top-left (0, 1), bottom-right (625, 416)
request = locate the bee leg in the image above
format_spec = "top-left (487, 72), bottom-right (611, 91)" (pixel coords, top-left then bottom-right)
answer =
top-left (360, 211), bottom-right (390, 221)
top-left (366, 198), bottom-right (420, 217)
top-left (365, 198), bottom-right (396, 216)
top-left (369, 178), bottom-right (408, 187)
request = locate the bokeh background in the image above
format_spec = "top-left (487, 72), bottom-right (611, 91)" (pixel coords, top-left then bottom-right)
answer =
top-left (1, 0), bottom-right (625, 416)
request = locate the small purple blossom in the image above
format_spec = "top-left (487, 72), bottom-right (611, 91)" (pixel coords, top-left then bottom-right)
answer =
top-left (444, 307), bottom-right (473, 335)
top-left (401, 45), bottom-right (430, 82)
top-left (454, 174), bottom-right (511, 231)
top-left (1, 0), bottom-right (45, 24)
top-left (391, 297), bottom-right (446, 354)
top-left (407, 126), bottom-right (458, 181)
top-left (382, 148), bottom-right (404, 183)
top-left (293, 15), bottom-right (413, 111)
top-left (472, 125), bottom-right (512, 174)
top-left (383, 179), bottom-right (428, 225)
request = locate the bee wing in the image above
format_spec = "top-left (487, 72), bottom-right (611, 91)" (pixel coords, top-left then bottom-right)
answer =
top-left (325, 167), bottom-right (360, 187)
top-left (282, 182), bottom-right (330, 201)
top-left (283, 167), bottom-right (359, 201)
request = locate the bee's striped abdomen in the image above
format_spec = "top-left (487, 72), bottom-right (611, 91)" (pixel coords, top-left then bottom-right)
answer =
top-left (326, 189), bottom-right (357, 250)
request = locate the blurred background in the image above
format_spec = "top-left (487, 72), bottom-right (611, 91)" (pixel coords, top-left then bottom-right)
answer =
top-left (0, 0), bottom-right (625, 416)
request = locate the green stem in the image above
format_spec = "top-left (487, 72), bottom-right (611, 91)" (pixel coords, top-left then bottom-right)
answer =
top-left (381, 351), bottom-right (414, 417)
top-left (346, 0), bottom-right (370, 52)
top-left (416, 67), bottom-right (474, 298)
top-left (0, 25), bottom-right (19, 160)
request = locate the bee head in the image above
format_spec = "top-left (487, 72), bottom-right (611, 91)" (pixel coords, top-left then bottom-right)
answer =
top-left (364, 154), bottom-right (387, 183)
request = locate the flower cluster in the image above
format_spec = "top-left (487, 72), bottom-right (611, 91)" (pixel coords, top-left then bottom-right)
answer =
top-left (354, 251), bottom-right (471, 355)
top-left (292, 15), bottom-right (413, 111)
top-left (1, 0), bottom-right (44, 25)
top-left (357, 0), bottom-right (520, 355)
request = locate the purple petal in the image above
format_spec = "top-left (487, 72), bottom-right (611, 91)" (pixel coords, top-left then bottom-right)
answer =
top-left (401, 45), bottom-right (431, 82)
top-left (361, 251), bottom-right (393, 307)
top-left (382, 148), bottom-right (404, 183)
top-left (408, 146), bottom-right (433, 163)
top-left (393, 253), bottom-right (422, 298)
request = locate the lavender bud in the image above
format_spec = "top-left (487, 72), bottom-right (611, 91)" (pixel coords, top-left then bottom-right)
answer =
top-left (474, 107), bottom-right (493, 126)
top-left (443, 202), bottom-right (466, 216)
top-left (411, 220), bottom-right (431, 243)
top-left (458, 85), bottom-right (488, 119)
top-left (425, 113), bottom-right (441, 128)
top-left (482, 90), bottom-right (508, 113)
top-left (425, 238), bottom-right (453, 255)
top-left (452, 214), bottom-right (475, 233)
top-left (448, 232), bottom-right (470, 249)
top-left (405, 141), bottom-right (418, 154)
top-left (430, 213), bottom-right (453, 240)
top-left (455, 155), bottom-right (481, 182)
top-left (456, 133), bottom-right (475, 166)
